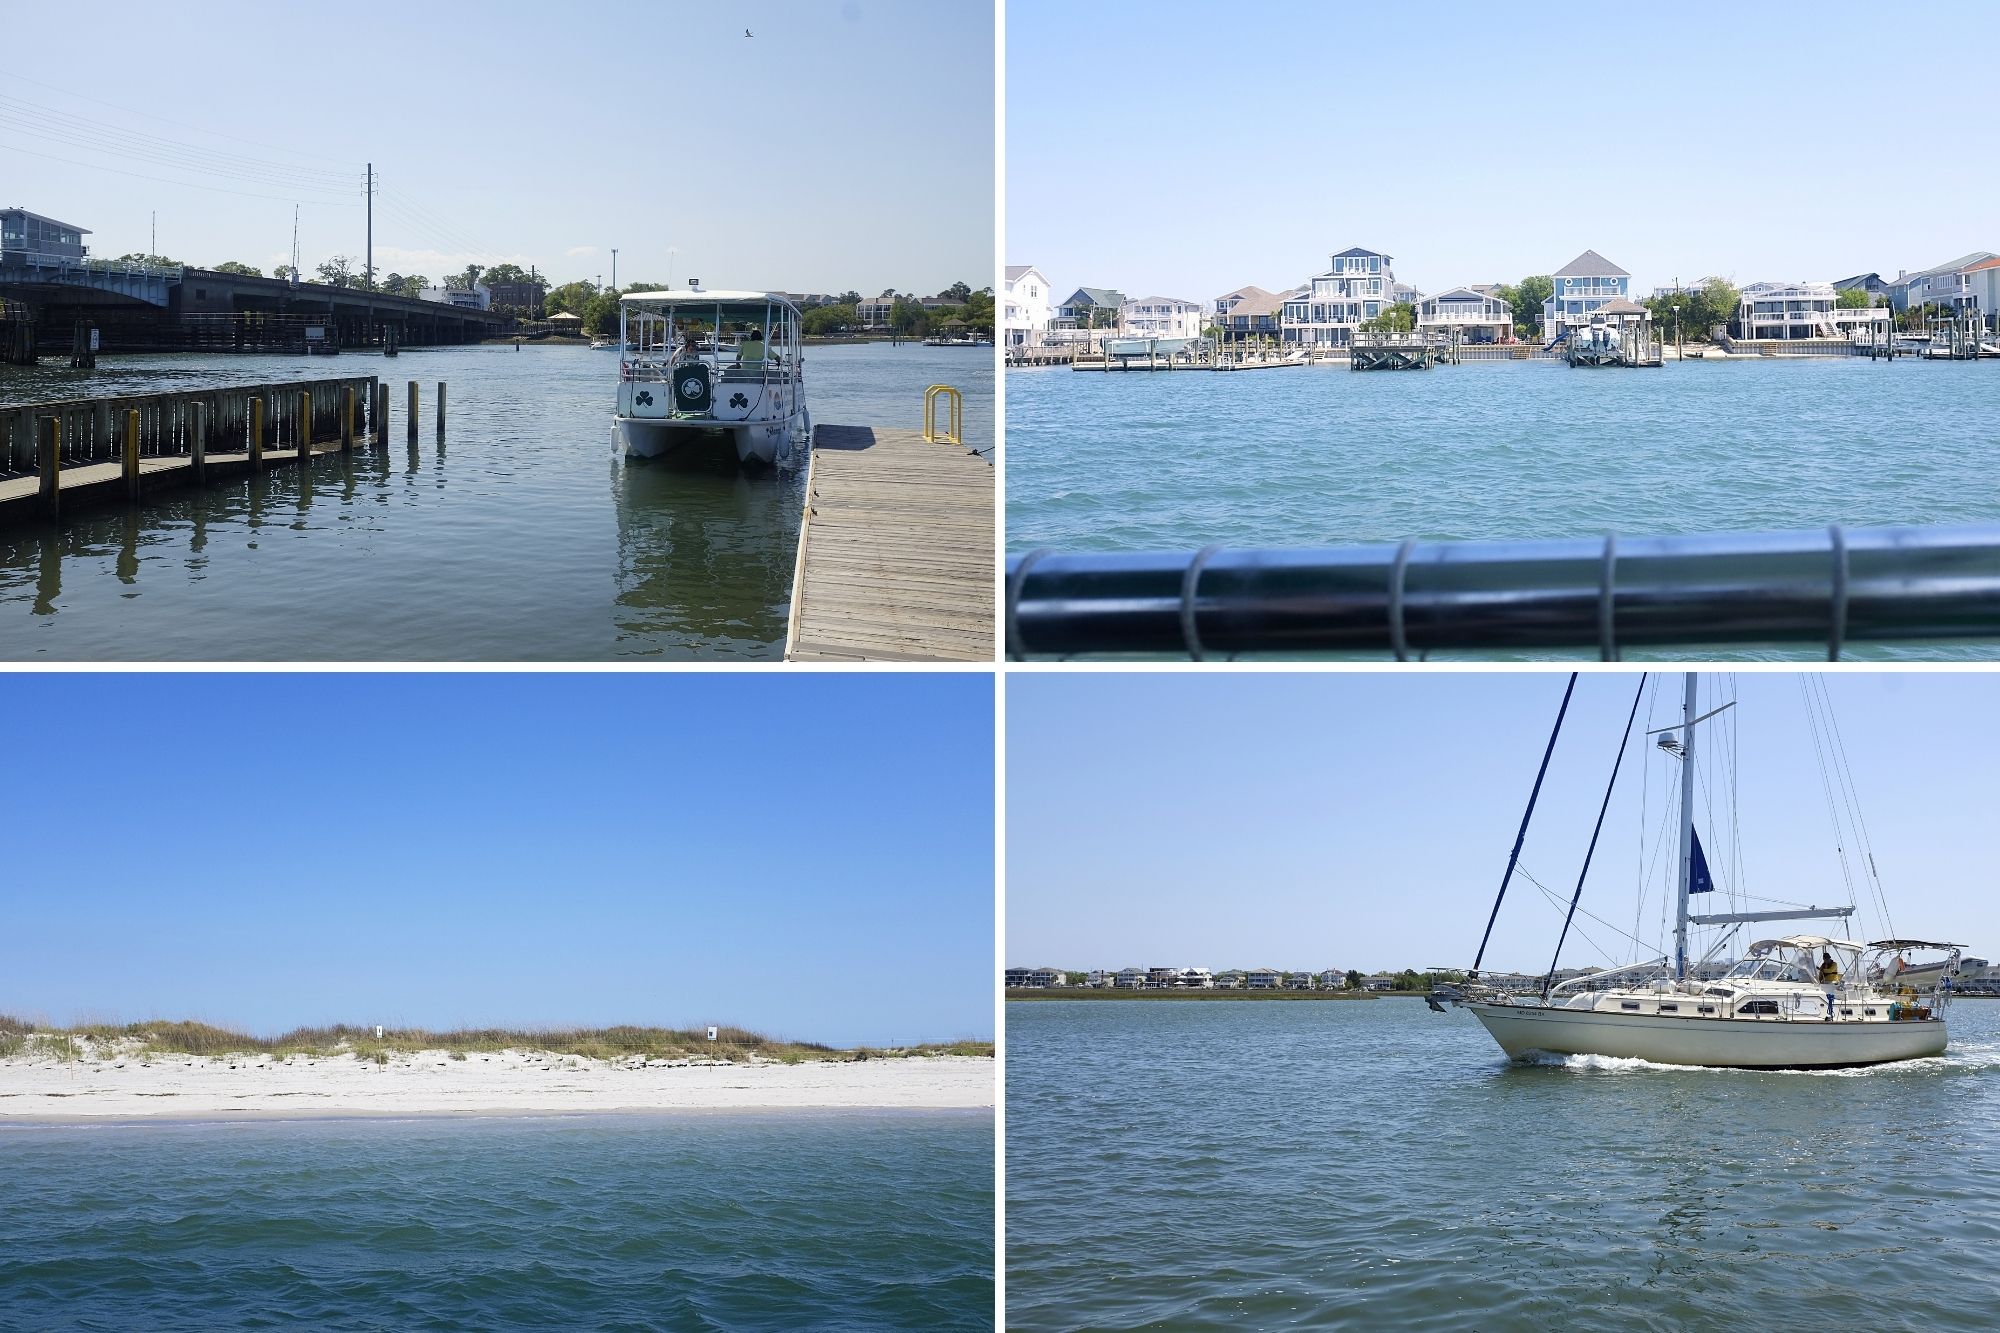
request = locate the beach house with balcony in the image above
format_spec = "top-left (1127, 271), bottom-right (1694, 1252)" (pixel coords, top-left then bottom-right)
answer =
top-left (1145, 966), bottom-right (1182, 989)
top-left (1114, 967), bottom-right (1148, 989)
top-left (1005, 967), bottom-right (1065, 988)
top-left (1416, 286), bottom-right (1514, 343)
top-left (1004, 265), bottom-right (1054, 348)
top-left (1543, 250), bottom-right (1633, 338)
top-left (1119, 295), bottom-right (1205, 340)
top-left (1214, 969), bottom-right (1247, 989)
top-left (1281, 246), bottom-right (1398, 348)
top-left (1245, 967), bottom-right (1284, 990)
top-left (1317, 968), bottom-right (1349, 990)
top-left (1179, 967), bottom-right (1216, 989)
top-left (1286, 972), bottom-right (1316, 990)
top-left (1887, 252), bottom-right (1998, 313)
top-left (1735, 280), bottom-right (1891, 341)
top-left (1054, 286), bottom-right (1124, 332)
top-left (1214, 287), bottom-right (1288, 346)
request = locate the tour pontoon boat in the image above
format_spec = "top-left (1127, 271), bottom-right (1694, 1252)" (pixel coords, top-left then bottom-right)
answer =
top-left (1457, 673), bottom-right (1959, 1069)
top-left (613, 287), bottom-right (809, 468)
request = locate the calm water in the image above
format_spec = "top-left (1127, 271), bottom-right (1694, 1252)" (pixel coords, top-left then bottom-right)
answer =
top-left (0, 1110), bottom-right (993, 1329)
top-left (1006, 358), bottom-right (2000, 660)
top-left (1006, 998), bottom-right (2000, 1331)
top-left (0, 342), bottom-right (991, 659)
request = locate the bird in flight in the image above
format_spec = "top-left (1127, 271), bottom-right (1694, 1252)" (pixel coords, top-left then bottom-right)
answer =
top-left (745, 28), bottom-right (753, 36)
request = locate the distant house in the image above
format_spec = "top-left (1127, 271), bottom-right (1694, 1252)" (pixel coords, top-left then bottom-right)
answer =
top-left (1145, 966), bottom-right (1181, 989)
top-left (1215, 288), bottom-right (1288, 345)
top-left (1179, 967), bottom-right (1215, 989)
top-left (1004, 967), bottom-right (1035, 988)
top-left (1245, 967), bottom-right (1284, 990)
top-left (486, 279), bottom-right (546, 315)
top-left (1086, 969), bottom-right (1113, 988)
top-left (1735, 281), bottom-right (1889, 341)
top-left (1417, 286), bottom-right (1513, 343)
top-left (1213, 284), bottom-right (1275, 321)
top-left (1114, 967), bottom-right (1148, 989)
top-left (1283, 246), bottom-right (1398, 348)
top-left (1543, 249), bottom-right (1633, 338)
top-left (857, 290), bottom-right (900, 328)
top-left (1004, 264), bottom-right (1054, 348)
top-left (1214, 969), bottom-right (1247, 990)
top-left (1119, 295), bottom-right (1205, 340)
top-left (1833, 272), bottom-right (1890, 303)
top-left (1004, 967), bottom-right (1064, 989)
top-left (1286, 972), bottom-right (1316, 990)
top-left (1960, 256), bottom-right (2000, 327)
top-left (1887, 252), bottom-right (1998, 313)
top-left (1316, 968), bottom-right (1348, 990)
top-left (1055, 286), bottom-right (1125, 331)
top-left (1362, 972), bottom-right (1398, 992)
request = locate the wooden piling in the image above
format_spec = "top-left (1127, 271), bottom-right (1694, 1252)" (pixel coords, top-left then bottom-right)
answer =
top-left (123, 408), bottom-right (141, 499)
top-left (436, 381), bottom-right (446, 438)
top-left (250, 397), bottom-right (265, 470)
top-left (37, 417), bottom-right (60, 520)
top-left (341, 386), bottom-right (356, 452)
top-left (376, 383), bottom-right (389, 446)
top-left (191, 401), bottom-right (207, 484)
top-left (298, 390), bottom-right (313, 458)
top-left (407, 380), bottom-right (418, 444)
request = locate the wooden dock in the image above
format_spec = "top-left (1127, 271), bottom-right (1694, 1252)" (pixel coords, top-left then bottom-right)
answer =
top-left (785, 424), bottom-right (993, 662)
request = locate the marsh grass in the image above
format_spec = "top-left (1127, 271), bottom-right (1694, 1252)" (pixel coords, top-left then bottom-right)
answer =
top-left (2, 1020), bottom-right (993, 1064)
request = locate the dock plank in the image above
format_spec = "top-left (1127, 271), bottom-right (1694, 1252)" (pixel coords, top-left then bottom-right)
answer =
top-left (785, 424), bottom-right (993, 662)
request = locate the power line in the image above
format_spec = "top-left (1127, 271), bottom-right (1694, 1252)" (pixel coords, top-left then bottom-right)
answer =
top-left (0, 141), bottom-right (360, 207)
top-left (0, 90), bottom-right (355, 185)
top-left (0, 64), bottom-right (355, 164)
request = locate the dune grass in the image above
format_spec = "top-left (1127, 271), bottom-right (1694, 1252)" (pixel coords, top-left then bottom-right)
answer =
top-left (0, 1016), bottom-right (992, 1064)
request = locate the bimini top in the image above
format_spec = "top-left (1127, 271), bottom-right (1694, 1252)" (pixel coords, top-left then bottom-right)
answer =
top-left (1868, 939), bottom-right (1966, 952)
top-left (1748, 935), bottom-right (1868, 954)
top-left (620, 289), bottom-right (798, 308)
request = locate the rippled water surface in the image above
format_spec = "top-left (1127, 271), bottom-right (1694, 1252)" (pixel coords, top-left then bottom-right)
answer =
top-left (1006, 358), bottom-right (2000, 660)
top-left (1006, 998), bottom-right (2000, 1331)
top-left (0, 343), bottom-right (991, 659)
top-left (0, 1110), bottom-right (993, 1329)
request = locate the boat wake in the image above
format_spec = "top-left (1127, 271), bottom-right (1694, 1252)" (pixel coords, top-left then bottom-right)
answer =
top-left (1515, 1047), bottom-right (1971, 1077)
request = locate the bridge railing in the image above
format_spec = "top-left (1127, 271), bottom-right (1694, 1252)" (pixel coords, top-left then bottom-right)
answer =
top-left (1004, 523), bottom-right (2000, 660)
top-left (2, 376), bottom-right (379, 476)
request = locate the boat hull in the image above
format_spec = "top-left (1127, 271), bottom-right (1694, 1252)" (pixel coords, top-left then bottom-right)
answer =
top-left (1466, 1001), bottom-right (1946, 1068)
top-left (615, 414), bottom-right (799, 467)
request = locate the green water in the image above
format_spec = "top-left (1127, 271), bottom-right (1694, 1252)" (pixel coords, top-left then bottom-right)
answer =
top-left (0, 1110), bottom-right (994, 1330)
top-left (1006, 997), bottom-right (2000, 1331)
top-left (0, 342), bottom-right (991, 659)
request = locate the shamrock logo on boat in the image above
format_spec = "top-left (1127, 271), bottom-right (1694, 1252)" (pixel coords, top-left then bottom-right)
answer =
top-left (729, 392), bottom-right (749, 409)
top-left (635, 390), bottom-right (654, 406)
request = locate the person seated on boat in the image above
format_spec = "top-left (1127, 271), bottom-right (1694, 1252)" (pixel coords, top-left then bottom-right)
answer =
top-left (675, 323), bottom-right (703, 364)
top-left (736, 329), bottom-right (767, 365)
top-left (1818, 950), bottom-right (1840, 985)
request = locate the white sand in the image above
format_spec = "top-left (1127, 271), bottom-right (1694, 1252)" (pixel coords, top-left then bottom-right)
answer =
top-left (0, 1050), bottom-right (993, 1121)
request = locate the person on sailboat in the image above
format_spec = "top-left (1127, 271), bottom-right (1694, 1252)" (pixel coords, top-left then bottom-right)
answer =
top-left (1818, 950), bottom-right (1841, 985)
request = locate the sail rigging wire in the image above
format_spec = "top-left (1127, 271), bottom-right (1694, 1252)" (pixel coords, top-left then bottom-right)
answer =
top-left (1796, 677), bottom-right (1864, 928)
top-left (1470, 673), bottom-right (1579, 976)
top-left (1543, 673), bottom-right (1649, 998)
top-left (1515, 866), bottom-right (1637, 966)
top-left (1809, 674), bottom-right (1896, 941)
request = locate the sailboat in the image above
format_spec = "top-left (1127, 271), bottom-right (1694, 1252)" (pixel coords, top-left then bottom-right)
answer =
top-left (1460, 673), bottom-right (1961, 1070)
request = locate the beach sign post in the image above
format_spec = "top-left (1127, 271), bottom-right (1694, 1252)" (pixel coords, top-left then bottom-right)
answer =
top-left (707, 1026), bottom-right (718, 1042)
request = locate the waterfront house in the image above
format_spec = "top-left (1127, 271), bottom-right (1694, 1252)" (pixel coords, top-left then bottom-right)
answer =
top-left (1215, 288), bottom-right (1288, 347)
top-left (1114, 967), bottom-right (1148, 989)
top-left (856, 290), bottom-right (899, 329)
top-left (1004, 967), bottom-right (1065, 988)
top-left (1054, 287), bottom-right (1125, 332)
top-left (1735, 280), bottom-right (1892, 341)
top-left (1031, 967), bottom-right (1064, 988)
top-left (1286, 972), bottom-right (1316, 990)
top-left (1963, 257), bottom-right (2000, 326)
top-left (1245, 967), bottom-right (1284, 990)
top-left (1004, 264), bottom-right (1054, 348)
top-left (1215, 969), bottom-right (1247, 990)
top-left (1004, 967), bottom-right (1033, 988)
top-left (1146, 966), bottom-right (1182, 989)
top-left (1213, 284), bottom-right (1274, 322)
top-left (0, 207), bottom-right (89, 264)
top-left (1362, 972), bottom-right (1398, 992)
top-left (1119, 295), bottom-right (1206, 341)
top-left (1281, 246), bottom-right (1398, 349)
top-left (1179, 967), bottom-right (1215, 989)
top-left (1833, 272), bottom-right (1890, 304)
top-left (1317, 968), bottom-right (1348, 990)
top-left (1416, 286), bottom-right (1513, 343)
top-left (1543, 250), bottom-right (1633, 338)
top-left (1887, 252), bottom-right (1997, 313)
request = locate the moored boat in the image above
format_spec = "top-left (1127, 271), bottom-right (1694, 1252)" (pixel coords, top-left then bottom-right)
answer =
top-left (613, 287), bottom-right (809, 469)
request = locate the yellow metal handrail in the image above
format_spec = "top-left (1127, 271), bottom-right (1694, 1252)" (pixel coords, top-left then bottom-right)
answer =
top-left (923, 383), bottom-right (962, 445)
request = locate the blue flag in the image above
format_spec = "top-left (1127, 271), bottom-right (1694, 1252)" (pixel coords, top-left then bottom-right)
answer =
top-left (1690, 828), bottom-right (1715, 894)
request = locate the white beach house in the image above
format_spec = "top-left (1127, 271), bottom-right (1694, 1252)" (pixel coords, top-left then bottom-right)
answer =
top-left (1543, 249), bottom-right (1634, 338)
top-left (1004, 264), bottom-right (1054, 348)
top-left (1734, 281), bottom-right (1890, 341)
top-left (1316, 968), bottom-right (1348, 990)
top-left (1178, 967), bottom-right (1216, 989)
top-left (1118, 295), bottom-right (1206, 340)
top-left (1416, 286), bottom-right (1514, 343)
top-left (1281, 246), bottom-right (1398, 348)
top-left (1114, 967), bottom-right (1148, 989)
top-left (1214, 969), bottom-right (1247, 990)
top-left (1245, 967), bottom-right (1284, 990)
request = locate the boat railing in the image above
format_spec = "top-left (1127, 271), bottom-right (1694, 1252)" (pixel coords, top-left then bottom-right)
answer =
top-left (1005, 521), bottom-right (2000, 660)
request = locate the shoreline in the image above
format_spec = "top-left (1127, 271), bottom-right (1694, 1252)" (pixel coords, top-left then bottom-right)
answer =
top-left (1007, 987), bottom-right (1406, 1001)
top-left (0, 1050), bottom-right (993, 1120)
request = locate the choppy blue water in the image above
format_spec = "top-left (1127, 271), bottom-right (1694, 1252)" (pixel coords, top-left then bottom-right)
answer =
top-left (0, 342), bottom-right (991, 659)
top-left (0, 1110), bottom-right (993, 1330)
top-left (1006, 998), bottom-right (2000, 1331)
top-left (1006, 359), bottom-right (2000, 659)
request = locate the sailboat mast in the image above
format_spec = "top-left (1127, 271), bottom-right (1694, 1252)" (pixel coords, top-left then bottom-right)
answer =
top-left (1673, 672), bottom-right (1698, 979)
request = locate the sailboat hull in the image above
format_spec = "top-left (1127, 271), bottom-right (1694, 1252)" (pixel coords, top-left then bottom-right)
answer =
top-left (1467, 1002), bottom-right (1946, 1069)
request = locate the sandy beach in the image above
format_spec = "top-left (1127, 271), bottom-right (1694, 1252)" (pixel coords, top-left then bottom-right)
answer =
top-left (0, 1050), bottom-right (993, 1121)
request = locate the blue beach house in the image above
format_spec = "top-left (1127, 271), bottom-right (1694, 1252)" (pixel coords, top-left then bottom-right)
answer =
top-left (1543, 250), bottom-right (1633, 339)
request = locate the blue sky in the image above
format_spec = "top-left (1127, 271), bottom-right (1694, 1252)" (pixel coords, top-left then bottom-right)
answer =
top-left (1008, 0), bottom-right (1996, 302)
top-left (1008, 672), bottom-right (1999, 975)
top-left (3, 0), bottom-right (992, 295)
top-left (3, 673), bottom-right (993, 1046)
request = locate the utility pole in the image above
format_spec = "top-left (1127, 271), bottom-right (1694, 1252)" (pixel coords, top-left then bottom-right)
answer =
top-left (611, 248), bottom-right (618, 292)
top-left (150, 211), bottom-right (155, 257)
top-left (365, 163), bottom-right (374, 291)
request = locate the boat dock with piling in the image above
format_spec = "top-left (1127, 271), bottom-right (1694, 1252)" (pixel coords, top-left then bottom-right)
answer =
top-left (0, 377), bottom-right (444, 525)
top-left (785, 420), bottom-right (993, 662)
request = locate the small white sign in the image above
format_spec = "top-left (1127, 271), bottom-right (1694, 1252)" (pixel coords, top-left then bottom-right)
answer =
top-left (88, 329), bottom-right (100, 351)
top-left (706, 1026), bottom-right (718, 1042)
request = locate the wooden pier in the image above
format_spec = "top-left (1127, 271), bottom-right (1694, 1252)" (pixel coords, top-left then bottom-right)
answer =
top-left (1350, 331), bottom-right (1443, 371)
top-left (0, 375), bottom-right (434, 526)
top-left (785, 423), bottom-right (994, 662)
top-left (1563, 323), bottom-right (1664, 368)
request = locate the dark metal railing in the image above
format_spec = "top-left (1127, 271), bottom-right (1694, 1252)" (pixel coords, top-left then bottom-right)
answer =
top-left (1005, 523), bottom-right (2000, 659)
